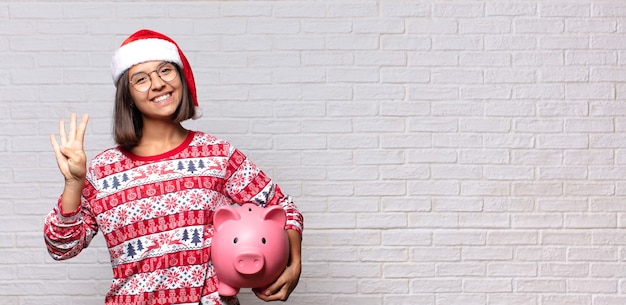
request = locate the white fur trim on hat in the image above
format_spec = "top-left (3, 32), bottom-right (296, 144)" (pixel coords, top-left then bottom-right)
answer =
top-left (111, 38), bottom-right (183, 84)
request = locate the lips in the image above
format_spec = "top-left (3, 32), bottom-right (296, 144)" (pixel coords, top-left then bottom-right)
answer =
top-left (152, 93), bottom-right (171, 103)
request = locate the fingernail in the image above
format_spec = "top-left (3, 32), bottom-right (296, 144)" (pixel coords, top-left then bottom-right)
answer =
top-left (264, 289), bottom-right (271, 296)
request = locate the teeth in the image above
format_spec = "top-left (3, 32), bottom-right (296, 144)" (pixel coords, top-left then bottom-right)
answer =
top-left (153, 94), bottom-right (170, 103)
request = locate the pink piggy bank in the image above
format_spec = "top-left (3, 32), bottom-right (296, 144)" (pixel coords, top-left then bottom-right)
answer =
top-left (212, 203), bottom-right (289, 296)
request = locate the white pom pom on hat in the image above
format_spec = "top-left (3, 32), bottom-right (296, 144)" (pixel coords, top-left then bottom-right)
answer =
top-left (111, 29), bottom-right (202, 119)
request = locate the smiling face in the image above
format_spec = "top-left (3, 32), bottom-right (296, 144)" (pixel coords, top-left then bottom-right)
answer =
top-left (127, 60), bottom-right (183, 120)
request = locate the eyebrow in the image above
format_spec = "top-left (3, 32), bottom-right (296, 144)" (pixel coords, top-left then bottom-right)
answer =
top-left (129, 61), bottom-right (169, 78)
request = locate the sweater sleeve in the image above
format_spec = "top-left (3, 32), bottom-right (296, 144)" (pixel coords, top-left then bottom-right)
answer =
top-left (223, 147), bottom-right (304, 236)
top-left (43, 178), bottom-right (99, 261)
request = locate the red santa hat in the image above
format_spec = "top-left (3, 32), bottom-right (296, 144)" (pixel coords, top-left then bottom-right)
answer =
top-left (111, 29), bottom-right (201, 119)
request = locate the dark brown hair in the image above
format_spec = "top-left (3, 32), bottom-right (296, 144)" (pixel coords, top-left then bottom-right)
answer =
top-left (113, 64), bottom-right (196, 150)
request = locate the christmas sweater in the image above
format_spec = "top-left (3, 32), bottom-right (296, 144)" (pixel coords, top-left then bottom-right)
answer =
top-left (43, 131), bottom-right (303, 305)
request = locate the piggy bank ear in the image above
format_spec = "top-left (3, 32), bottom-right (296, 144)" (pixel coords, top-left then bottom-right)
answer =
top-left (214, 205), bottom-right (241, 231)
top-left (262, 205), bottom-right (287, 228)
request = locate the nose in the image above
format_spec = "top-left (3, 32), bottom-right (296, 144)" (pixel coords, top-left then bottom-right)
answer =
top-left (149, 71), bottom-right (166, 90)
top-left (234, 252), bottom-right (264, 275)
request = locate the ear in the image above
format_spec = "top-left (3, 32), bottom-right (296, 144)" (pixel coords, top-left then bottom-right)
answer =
top-left (262, 205), bottom-right (287, 228)
top-left (214, 205), bottom-right (241, 231)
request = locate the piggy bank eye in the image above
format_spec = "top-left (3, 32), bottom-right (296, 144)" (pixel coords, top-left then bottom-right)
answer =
top-left (233, 237), bottom-right (238, 244)
top-left (261, 238), bottom-right (266, 244)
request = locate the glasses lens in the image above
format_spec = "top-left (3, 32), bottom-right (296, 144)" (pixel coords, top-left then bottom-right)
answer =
top-left (130, 73), bottom-right (151, 92)
top-left (128, 63), bottom-right (179, 92)
top-left (158, 63), bottom-right (178, 82)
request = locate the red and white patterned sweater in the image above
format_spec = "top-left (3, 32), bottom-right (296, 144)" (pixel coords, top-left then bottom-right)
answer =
top-left (43, 131), bottom-right (304, 305)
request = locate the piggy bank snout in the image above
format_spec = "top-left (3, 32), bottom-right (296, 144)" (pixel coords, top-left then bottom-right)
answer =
top-left (234, 251), bottom-right (265, 275)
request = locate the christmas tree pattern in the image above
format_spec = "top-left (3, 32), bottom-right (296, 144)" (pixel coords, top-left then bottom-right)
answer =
top-left (191, 229), bottom-right (202, 246)
top-left (126, 243), bottom-right (136, 258)
top-left (181, 229), bottom-right (189, 242)
top-left (136, 240), bottom-right (144, 252)
top-left (187, 160), bottom-right (197, 173)
top-left (111, 176), bottom-right (121, 189)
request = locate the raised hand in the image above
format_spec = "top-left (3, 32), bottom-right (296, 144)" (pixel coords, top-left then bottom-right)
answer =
top-left (50, 113), bottom-right (89, 185)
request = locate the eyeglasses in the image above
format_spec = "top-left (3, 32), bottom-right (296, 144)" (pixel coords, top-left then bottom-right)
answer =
top-left (129, 62), bottom-right (178, 92)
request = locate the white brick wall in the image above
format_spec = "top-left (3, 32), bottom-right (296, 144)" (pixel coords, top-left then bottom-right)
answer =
top-left (2, 1), bottom-right (626, 304)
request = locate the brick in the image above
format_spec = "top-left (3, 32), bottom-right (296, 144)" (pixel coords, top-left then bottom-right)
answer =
top-left (305, 247), bottom-right (358, 262)
top-left (220, 2), bottom-right (271, 17)
top-left (432, 35), bottom-right (483, 51)
top-left (303, 182), bottom-right (353, 197)
top-left (483, 198), bottom-right (534, 212)
top-left (434, 3), bottom-right (484, 17)
top-left (593, 2), bottom-right (626, 17)
top-left (568, 247), bottom-right (618, 261)
top-left (486, 3), bottom-right (536, 16)
top-left (463, 247), bottom-right (513, 261)
top-left (354, 19), bottom-right (404, 34)
top-left (327, 34), bottom-right (379, 50)
top-left (464, 279), bottom-right (512, 292)
top-left (412, 247), bottom-right (461, 262)
top-left (485, 69), bottom-right (536, 83)
top-left (334, 296), bottom-right (382, 305)
top-left (515, 19), bottom-right (564, 33)
top-left (382, 35), bottom-right (431, 51)
top-left (409, 213), bottom-right (459, 228)
top-left (355, 182), bottom-right (406, 196)
top-left (356, 213), bottom-right (407, 229)
top-left (324, 164), bottom-right (379, 182)
top-left (360, 247), bottom-right (409, 262)
top-left (542, 295), bottom-right (589, 305)
top-left (409, 180), bottom-right (460, 196)
top-left (329, 262), bottom-right (380, 278)
top-left (490, 294), bottom-right (538, 305)
top-left (384, 263), bottom-right (435, 278)
top-left (381, 2), bottom-right (430, 17)
top-left (512, 214), bottom-right (563, 229)
top-left (487, 262), bottom-right (537, 276)
top-left (515, 279), bottom-right (566, 292)
top-left (432, 101), bottom-right (483, 116)
top-left (432, 69), bottom-right (483, 84)
top-left (485, 36), bottom-right (537, 50)
top-left (459, 18), bottom-right (511, 34)
top-left (411, 279), bottom-right (462, 292)
top-left (381, 197), bottom-right (431, 212)
top-left (459, 213), bottom-right (510, 228)
top-left (486, 230), bottom-right (539, 245)
top-left (437, 262), bottom-right (485, 276)
top-left (433, 230), bottom-right (485, 246)
top-left (382, 229), bottom-right (430, 246)
top-left (407, 19), bottom-right (457, 34)
top-left (460, 150), bottom-right (510, 165)
top-left (541, 3), bottom-right (590, 17)
top-left (512, 84), bottom-right (564, 99)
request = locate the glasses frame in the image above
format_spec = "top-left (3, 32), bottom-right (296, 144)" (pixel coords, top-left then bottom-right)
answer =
top-left (128, 62), bottom-right (179, 93)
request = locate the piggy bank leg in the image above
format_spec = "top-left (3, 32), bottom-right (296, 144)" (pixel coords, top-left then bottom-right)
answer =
top-left (218, 283), bottom-right (240, 297)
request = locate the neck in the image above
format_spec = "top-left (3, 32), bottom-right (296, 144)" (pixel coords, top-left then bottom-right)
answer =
top-left (131, 119), bottom-right (189, 156)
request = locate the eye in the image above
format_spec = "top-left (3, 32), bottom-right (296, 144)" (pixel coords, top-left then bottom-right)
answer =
top-left (131, 74), bottom-right (148, 84)
top-left (261, 238), bottom-right (266, 244)
top-left (233, 237), bottom-right (238, 244)
top-left (159, 67), bottom-right (173, 75)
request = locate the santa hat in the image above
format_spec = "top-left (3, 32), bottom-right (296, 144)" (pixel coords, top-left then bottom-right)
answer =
top-left (111, 29), bottom-right (201, 119)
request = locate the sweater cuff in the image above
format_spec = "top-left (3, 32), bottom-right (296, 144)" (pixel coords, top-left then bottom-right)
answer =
top-left (56, 197), bottom-right (81, 223)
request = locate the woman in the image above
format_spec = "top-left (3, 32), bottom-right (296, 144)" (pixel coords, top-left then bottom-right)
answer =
top-left (43, 29), bottom-right (303, 305)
